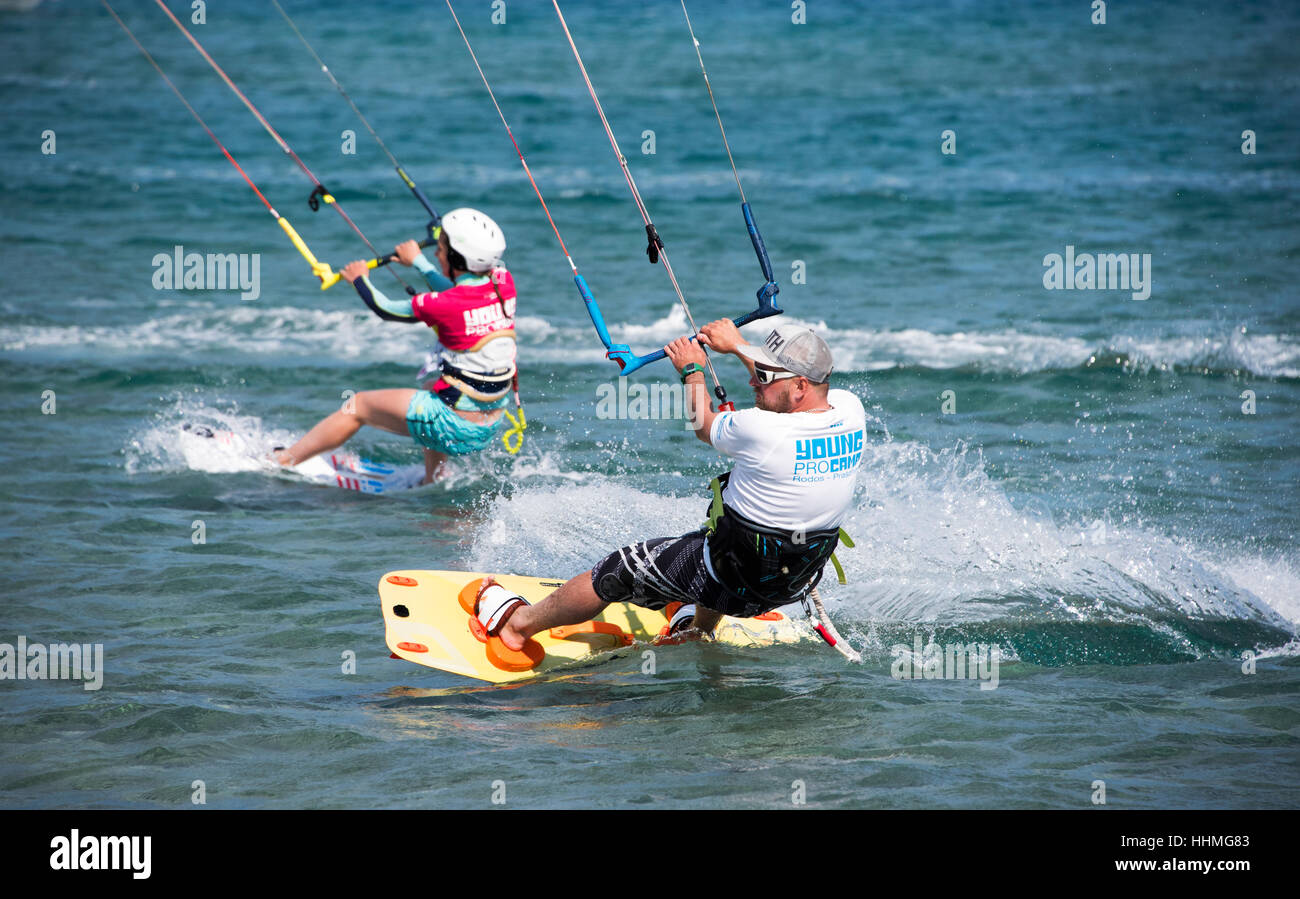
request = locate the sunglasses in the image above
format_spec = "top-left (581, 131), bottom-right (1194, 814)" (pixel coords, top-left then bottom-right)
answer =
top-left (753, 366), bottom-right (799, 385)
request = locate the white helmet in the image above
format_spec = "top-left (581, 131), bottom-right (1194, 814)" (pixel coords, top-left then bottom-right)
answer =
top-left (441, 207), bottom-right (505, 272)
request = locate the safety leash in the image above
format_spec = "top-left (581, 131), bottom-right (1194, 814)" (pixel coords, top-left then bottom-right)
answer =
top-left (501, 373), bottom-right (527, 455)
top-left (803, 587), bottom-right (862, 664)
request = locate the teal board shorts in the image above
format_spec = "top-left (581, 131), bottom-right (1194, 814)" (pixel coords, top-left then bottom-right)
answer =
top-left (405, 390), bottom-right (503, 456)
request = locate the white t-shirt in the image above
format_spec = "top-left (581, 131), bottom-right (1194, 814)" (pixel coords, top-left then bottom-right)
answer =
top-left (709, 388), bottom-right (866, 532)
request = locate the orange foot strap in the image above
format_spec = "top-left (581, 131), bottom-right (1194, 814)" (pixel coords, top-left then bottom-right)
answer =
top-left (460, 577), bottom-right (544, 673)
top-left (457, 578), bottom-right (490, 615)
top-left (658, 601), bottom-right (683, 640)
top-left (549, 621), bottom-right (634, 647)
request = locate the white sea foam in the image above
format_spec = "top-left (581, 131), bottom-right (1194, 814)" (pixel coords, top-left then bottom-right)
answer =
top-left (830, 439), bottom-right (1294, 636)
top-left (125, 402), bottom-right (298, 477)
top-left (1201, 552), bottom-right (1300, 628)
top-left (468, 481), bottom-right (699, 578)
top-left (6, 301), bottom-right (1297, 379)
top-left (124, 394), bottom-right (588, 495)
top-left (1106, 329), bottom-right (1300, 378)
top-left (2, 305), bottom-right (431, 364)
top-left (466, 435), bottom-right (1298, 647)
top-left (542, 305), bottom-right (1300, 378)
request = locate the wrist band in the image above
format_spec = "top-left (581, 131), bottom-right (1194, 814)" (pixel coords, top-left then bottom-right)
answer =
top-left (679, 362), bottom-right (705, 383)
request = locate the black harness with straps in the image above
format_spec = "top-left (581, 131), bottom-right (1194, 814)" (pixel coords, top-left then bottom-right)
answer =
top-left (702, 472), bottom-right (842, 615)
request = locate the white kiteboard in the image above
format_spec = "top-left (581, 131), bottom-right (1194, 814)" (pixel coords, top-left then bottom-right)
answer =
top-left (180, 423), bottom-right (426, 494)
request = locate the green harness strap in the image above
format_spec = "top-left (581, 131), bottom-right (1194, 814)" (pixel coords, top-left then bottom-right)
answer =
top-left (705, 476), bottom-right (855, 583)
top-left (706, 476), bottom-right (726, 536)
top-left (830, 528), bottom-right (855, 585)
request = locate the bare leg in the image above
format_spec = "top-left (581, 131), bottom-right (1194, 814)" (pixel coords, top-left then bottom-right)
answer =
top-left (495, 572), bottom-right (726, 651)
top-left (422, 448), bottom-right (448, 485)
top-left (497, 570), bottom-right (606, 652)
top-left (690, 605), bottom-right (723, 636)
top-left (274, 389), bottom-right (416, 466)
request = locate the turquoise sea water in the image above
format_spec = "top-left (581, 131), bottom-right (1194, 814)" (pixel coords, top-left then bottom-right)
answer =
top-left (0, 0), bottom-right (1297, 809)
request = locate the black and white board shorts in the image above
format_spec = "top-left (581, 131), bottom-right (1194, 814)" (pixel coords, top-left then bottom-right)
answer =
top-left (590, 530), bottom-right (785, 619)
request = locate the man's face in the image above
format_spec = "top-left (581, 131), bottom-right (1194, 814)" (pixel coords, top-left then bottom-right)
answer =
top-left (750, 370), bottom-right (797, 412)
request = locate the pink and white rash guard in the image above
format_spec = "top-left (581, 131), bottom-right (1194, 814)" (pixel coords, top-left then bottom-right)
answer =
top-left (411, 269), bottom-right (517, 355)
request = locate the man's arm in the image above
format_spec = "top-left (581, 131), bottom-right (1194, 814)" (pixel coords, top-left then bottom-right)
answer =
top-left (664, 336), bottom-right (715, 444)
top-left (664, 319), bottom-right (761, 444)
top-left (698, 319), bottom-right (756, 377)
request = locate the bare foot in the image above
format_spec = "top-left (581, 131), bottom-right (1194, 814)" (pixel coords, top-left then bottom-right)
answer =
top-left (270, 448), bottom-right (295, 467)
top-left (420, 460), bottom-right (456, 486)
top-left (654, 626), bottom-right (712, 646)
top-left (496, 615), bottom-right (527, 652)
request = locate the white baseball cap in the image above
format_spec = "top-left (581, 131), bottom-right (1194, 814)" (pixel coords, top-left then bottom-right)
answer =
top-left (736, 325), bottom-right (833, 383)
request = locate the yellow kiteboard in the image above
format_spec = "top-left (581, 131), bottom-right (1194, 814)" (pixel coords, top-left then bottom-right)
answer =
top-left (379, 569), bottom-right (811, 684)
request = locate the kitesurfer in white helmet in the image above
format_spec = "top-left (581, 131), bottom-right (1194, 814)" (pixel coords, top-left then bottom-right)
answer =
top-left (273, 208), bottom-right (518, 483)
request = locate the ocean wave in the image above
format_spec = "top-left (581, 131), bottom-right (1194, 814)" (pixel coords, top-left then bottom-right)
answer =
top-left (1, 305), bottom-right (432, 364)
top-left (600, 307), bottom-right (1300, 379)
top-left (832, 438), bottom-right (1296, 631)
top-left (465, 437), bottom-right (1297, 663)
top-left (6, 302), bottom-right (1296, 380)
top-left (1102, 329), bottom-right (1300, 378)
